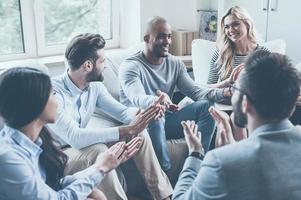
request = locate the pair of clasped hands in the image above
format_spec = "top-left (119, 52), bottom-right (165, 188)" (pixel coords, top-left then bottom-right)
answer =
top-left (95, 90), bottom-right (176, 174)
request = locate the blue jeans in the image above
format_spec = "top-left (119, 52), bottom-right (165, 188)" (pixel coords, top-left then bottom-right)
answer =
top-left (147, 100), bottom-right (216, 171)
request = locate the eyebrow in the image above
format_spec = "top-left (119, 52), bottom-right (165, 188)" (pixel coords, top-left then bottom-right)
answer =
top-left (224, 20), bottom-right (241, 26)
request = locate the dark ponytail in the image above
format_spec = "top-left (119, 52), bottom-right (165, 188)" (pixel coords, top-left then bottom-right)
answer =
top-left (40, 127), bottom-right (68, 190)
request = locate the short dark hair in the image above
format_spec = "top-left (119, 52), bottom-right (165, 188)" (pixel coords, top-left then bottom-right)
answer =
top-left (240, 50), bottom-right (300, 120)
top-left (65, 33), bottom-right (106, 71)
top-left (0, 67), bottom-right (51, 128)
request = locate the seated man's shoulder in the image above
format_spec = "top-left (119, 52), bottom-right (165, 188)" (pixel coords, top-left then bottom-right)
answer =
top-left (208, 138), bottom-right (256, 165)
top-left (51, 74), bottom-right (65, 91)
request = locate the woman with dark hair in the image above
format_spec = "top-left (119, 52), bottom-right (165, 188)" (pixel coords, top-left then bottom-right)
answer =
top-left (0, 67), bottom-right (142, 200)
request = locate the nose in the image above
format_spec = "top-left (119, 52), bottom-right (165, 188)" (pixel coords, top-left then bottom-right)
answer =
top-left (163, 36), bottom-right (171, 45)
top-left (229, 25), bottom-right (235, 32)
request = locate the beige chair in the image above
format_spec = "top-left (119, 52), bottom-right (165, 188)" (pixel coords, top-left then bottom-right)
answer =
top-left (191, 39), bottom-right (215, 85)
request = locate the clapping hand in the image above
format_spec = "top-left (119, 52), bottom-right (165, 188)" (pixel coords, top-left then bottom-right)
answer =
top-left (181, 120), bottom-right (203, 154)
top-left (208, 106), bottom-right (235, 147)
top-left (156, 90), bottom-right (179, 112)
top-left (96, 137), bottom-right (142, 173)
top-left (229, 63), bottom-right (244, 84)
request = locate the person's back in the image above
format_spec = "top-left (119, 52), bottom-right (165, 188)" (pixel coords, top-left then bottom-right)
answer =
top-left (208, 124), bottom-right (301, 200)
top-left (172, 50), bottom-right (301, 200)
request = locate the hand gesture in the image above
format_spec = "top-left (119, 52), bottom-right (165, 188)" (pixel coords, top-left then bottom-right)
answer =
top-left (209, 106), bottom-right (235, 147)
top-left (181, 120), bottom-right (203, 153)
top-left (122, 104), bottom-right (161, 137)
top-left (153, 94), bottom-right (167, 119)
top-left (96, 137), bottom-right (142, 173)
top-left (156, 90), bottom-right (179, 112)
top-left (229, 63), bottom-right (244, 83)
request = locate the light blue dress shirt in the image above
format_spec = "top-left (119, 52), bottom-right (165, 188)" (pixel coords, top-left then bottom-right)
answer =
top-left (0, 125), bottom-right (104, 200)
top-left (48, 72), bottom-right (137, 149)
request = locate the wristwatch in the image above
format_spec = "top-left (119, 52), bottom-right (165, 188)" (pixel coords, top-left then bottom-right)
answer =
top-left (189, 151), bottom-right (204, 160)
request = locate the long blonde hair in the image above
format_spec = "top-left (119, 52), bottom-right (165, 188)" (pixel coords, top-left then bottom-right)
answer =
top-left (217, 6), bottom-right (258, 80)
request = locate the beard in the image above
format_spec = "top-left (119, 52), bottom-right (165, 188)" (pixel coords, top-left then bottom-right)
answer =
top-left (152, 45), bottom-right (169, 58)
top-left (86, 64), bottom-right (104, 82)
top-left (233, 93), bottom-right (248, 128)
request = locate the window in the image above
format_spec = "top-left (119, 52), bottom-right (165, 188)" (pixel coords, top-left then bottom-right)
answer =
top-left (0, 0), bottom-right (119, 61)
top-left (0, 0), bottom-right (24, 55)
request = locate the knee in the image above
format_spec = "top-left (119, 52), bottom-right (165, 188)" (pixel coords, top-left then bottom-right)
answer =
top-left (193, 100), bottom-right (213, 114)
top-left (82, 144), bottom-right (109, 165)
top-left (148, 118), bottom-right (165, 133)
top-left (138, 130), bottom-right (151, 147)
top-left (87, 143), bottom-right (109, 154)
top-left (88, 189), bottom-right (107, 200)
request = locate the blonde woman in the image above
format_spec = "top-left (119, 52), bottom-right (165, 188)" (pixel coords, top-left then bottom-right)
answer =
top-left (208, 6), bottom-right (269, 87)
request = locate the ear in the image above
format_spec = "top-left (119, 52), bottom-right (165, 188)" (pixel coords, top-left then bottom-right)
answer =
top-left (144, 34), bottom-right (150, 43)
top-left (83, 60), bottom-right (93, 72)
top-left (241, 94), bottom-right (251, 114)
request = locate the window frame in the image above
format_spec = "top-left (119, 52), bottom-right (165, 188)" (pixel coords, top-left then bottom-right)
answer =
top-left (0, 0), bottom-right (120, 61)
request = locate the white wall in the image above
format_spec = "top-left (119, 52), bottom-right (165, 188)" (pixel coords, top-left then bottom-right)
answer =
top-left (120, 0), bottom-right (214, 48)
top-left (140, 0), bottom-right (199, 37)
top-left (119, 0), bottom-right (141, 48)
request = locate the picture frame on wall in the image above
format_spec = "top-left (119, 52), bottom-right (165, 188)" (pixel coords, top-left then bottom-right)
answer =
top-left (199, 10), bottom-right (218, 42)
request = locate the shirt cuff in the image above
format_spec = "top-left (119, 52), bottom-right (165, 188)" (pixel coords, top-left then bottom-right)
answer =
top-left (81, 165), bottom-right (105, 186)
top-left (111, 127), bottom-right (120, 141)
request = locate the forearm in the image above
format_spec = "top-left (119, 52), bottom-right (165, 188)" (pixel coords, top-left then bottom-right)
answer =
top-left (128, 94), bottom-right (158, 108)
top-left (184, 84), bottom-right (225, 103)
top-left (60, 165), bottom-right (105, 199)
top-left (173, 157), bottom-right (202, 200)
top-left (48, 123), bottom-right (119, 149)
top-left (208, 79), bottom-right (231, 89)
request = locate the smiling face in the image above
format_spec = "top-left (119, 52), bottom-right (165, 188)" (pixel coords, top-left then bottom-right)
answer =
top-left (223, 14), bottom-right (248, 44)
top-left (146, 21), bottom-right (172, 58)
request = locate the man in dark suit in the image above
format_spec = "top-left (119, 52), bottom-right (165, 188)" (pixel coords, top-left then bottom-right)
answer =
top-left (173, 50), bottom-right (301, 200)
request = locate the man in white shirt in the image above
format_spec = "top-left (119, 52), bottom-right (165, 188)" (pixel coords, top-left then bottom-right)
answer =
top-left (48, 33), bottom-right (172, 200)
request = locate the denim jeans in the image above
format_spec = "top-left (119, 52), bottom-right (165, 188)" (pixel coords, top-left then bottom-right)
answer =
top-left (147, 100), bottom-right (216, 171)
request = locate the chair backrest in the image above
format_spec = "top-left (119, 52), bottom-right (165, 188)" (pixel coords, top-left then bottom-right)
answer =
top-left (191, 39), bottom-right (215, 85)
top-left (261, 39), bottom-right (286, 54)
top-left (191, 39), bottom-right (287, 85)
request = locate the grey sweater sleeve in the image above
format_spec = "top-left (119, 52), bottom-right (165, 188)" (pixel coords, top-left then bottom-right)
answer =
top-left (119, 60), bottom-right (159, 108)
top-left (177, 61), bottom-right (225, 102)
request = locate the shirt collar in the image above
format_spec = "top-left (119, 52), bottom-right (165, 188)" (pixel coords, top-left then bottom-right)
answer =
top-left (3, 125), bottom-right (43, 157)
top-left (62, 71), bottom-right (89, 96)
top-left (250, 119), bottom-right (294, 137)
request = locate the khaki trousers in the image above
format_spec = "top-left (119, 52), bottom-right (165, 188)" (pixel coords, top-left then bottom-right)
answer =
top-left (64, 132), bottom-right (173, 200)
